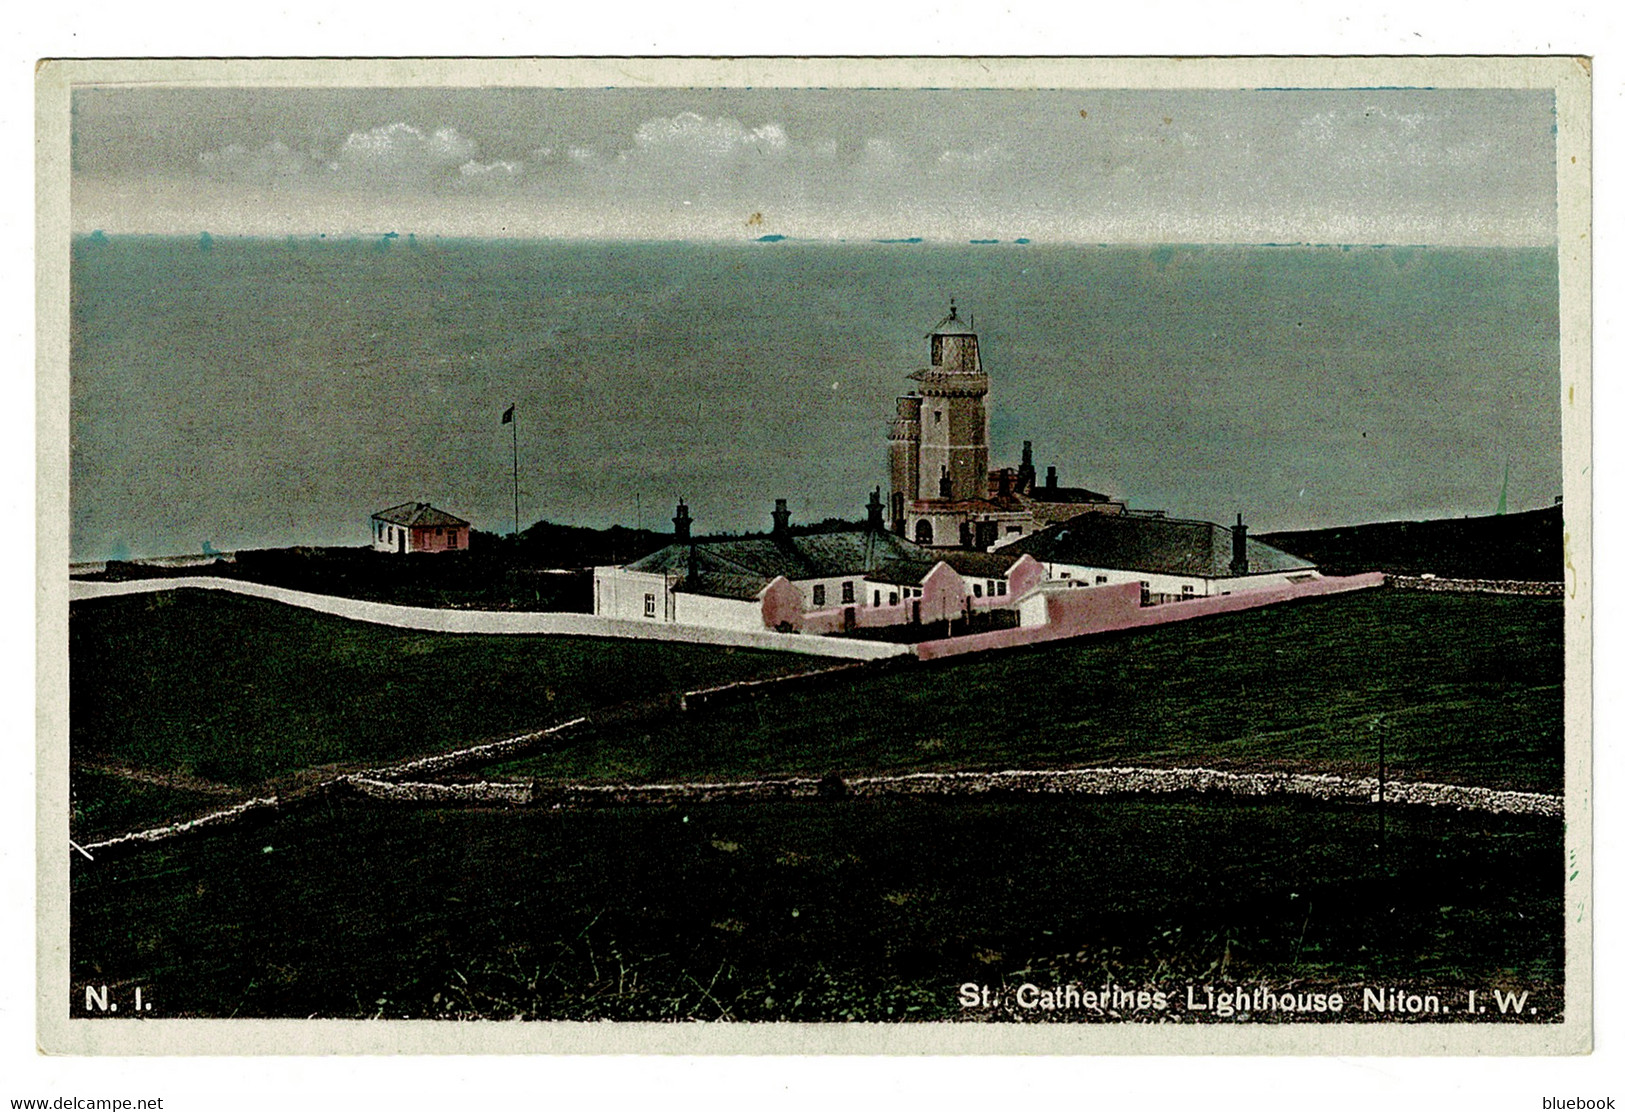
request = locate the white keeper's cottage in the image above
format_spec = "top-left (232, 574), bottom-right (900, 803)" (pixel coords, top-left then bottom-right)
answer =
top-left (371, 502), bottom-right (471, 554)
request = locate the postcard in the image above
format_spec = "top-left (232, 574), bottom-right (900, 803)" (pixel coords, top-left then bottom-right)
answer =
top-left (36, 55), bottom-right (1591, 1054)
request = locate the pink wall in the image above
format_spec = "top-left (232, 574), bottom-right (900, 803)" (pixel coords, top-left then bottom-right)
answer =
top-left (800, 609), bottom-right (846, 635)
top-left (1008, 553), bottom-right (1044, 599)
top-left (919, 562), bottom-right (967, 624)
top-left (915, 573), bottom-right (1386, 660)
top-left (409, 525), bottom-right (469, 553)
top-left (801, 597), bottom-right (917, 633)
top-left (963, 553), bottom-right (1042, 612)
top-left (759, 576), bottom-right (804, 631)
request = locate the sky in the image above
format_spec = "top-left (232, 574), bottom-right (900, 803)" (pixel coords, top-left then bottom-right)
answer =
top-left (70, 86), bottom-right (1559, 244)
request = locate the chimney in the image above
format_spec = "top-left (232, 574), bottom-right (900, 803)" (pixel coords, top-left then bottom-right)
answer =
top-left (867, 487), bottom-right (884, 530)
top-left (686, 542), bottom-right (702, 590)
top-left (939, 467), bottom-right (953, 500)
top-left (1045, 465), bottom-right (1058, 491)
top-left (1230, 513), bottom-right (1249, 576)
top-left (672, 499), bottom-right (691, 542)
top-left (997, 469), bottom-right (1011, 498)
top-left (771, 498), bottom-right (791, 537)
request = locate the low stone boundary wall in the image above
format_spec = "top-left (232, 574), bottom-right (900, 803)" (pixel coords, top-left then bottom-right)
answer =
top-left (76, 760), bottom-right (1558, 860)
top-left (356, 717), bottom-right (588, 779)
top-left (681, 657), bottom-right (912, 712)
top-left (340, 766), bottom-right (1562, 818)
top-left (78, 795), bottom-right (282, 858)
top-left (842, 767), bottom-right (1562, 817)
top-left (1387, 576), bottom-right (1564, 597)
top-left (74, 718), bottom-right (591, 857)
top-left (347, 778), bottom-right (534, 805)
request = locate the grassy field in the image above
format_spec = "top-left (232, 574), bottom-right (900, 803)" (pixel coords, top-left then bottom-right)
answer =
top-left (491, 590), bottom-right (1564, 793)
top-left (70, 794), bottom-right (1562, 1021)
top-left (70, 589), bottom-right (806, 790)
top-left (1259, 505), bottom-right (1563, 580)
top-left (70, 769), bottom-right (244, 843)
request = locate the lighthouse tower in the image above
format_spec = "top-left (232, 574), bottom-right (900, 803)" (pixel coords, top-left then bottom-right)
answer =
top-left (887, 301), bottom-right (991, 544)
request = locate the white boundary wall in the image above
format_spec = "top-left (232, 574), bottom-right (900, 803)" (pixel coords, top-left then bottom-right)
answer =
top-left (68, 576), bottom-right (911, 660)
top-left (1040, 560), bottom-right (1319, 598)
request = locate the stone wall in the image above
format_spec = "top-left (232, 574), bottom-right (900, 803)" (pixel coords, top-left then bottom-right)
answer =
top-left (356, 717), bottom-right (588, 780)
top-left (1387, 576), bottom-right (1564, 597)
top-left (345, 778), bottom-right (534, 805)
top-left (338, 766), bottom-right (1561, 818)
top-left (79, 795), bottom-right (281, 858)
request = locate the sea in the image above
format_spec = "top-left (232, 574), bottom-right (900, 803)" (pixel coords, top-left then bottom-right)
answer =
top-left (67, 235), bottom-right (1562, 562)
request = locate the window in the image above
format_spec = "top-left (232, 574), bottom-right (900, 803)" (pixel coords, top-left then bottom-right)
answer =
top-left (813, 584), bottom-right (826, 607)
top-left (973, 583), bottom-right (983, 597)
top-left (841, 581), bottom-right (855, 604)
top-left (934, 411), bottom-right (943, 424)
top-left (1060, 571), bottom-right (1071, 579)
top-left (1095, 575), bottom-right (1107, 584)
top-left (448, 531), bottom-right (459, 550)
top-left (1006, 525), bottom-right (1022, 535)
top-left (873, 590), bottom-right (881, 607)
top-left (1182, 584), bottom-right (1195, 597)
top-left (889, 591), bottom-right (898, 606)
top-left (643, 593), bottom-right (656, 617)
top-left (997, 581), bottom-right (1007, 596)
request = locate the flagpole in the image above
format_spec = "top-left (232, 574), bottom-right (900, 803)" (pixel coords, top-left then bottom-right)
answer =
top-left (510, 403), bottom-right (519, 538)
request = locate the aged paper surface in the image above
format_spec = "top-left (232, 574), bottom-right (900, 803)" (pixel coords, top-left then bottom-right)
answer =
top-left (37, 55), bottom-right (1591, 1056)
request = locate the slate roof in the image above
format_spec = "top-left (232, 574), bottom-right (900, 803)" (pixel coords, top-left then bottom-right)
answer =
top-left (1024, 485), bottom-right (1114, 505)
top-left (1007, 513), bottom-right (1315, 578)
top-left (624, 528), bottom-right (1021, 597)
top-left (934, 550), bottom-right (1025, 580)
top-left (371, 502), bottom-right (470, 528)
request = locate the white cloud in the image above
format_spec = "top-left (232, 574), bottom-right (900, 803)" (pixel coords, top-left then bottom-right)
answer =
top-left (329, 123), bottom-right (478, 185)
top-left (459, 159), bottom-right (523, 178)
top-left (935, 145), bottom-right (1009, 171)
top-left (626, 112), bottom-right (788, 163)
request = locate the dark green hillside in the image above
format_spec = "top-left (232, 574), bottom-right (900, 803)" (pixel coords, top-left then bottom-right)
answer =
top-left (69, 589), bottom-right (803, 792)
top-left (71, 795), bottom-right (1562, 1021)
top-left (1259, 505), bottom-right (1563, 580)
top-left (493, 590), bottom-right (1563, 794)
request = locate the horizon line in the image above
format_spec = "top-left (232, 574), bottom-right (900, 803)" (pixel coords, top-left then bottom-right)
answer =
top-left (73, 231), bottom-right (1563, 251)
